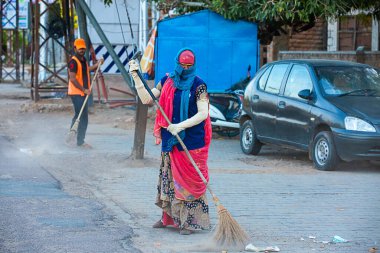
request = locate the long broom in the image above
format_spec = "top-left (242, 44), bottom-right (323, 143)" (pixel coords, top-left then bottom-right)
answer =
top-left (66, 62), bottom-right (102, 145)
top-left (130, 59), bottom-right (249, 248)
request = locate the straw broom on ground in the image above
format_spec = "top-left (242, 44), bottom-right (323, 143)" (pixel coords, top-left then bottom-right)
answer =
top-left (131, 66), bottom-right (249, 248)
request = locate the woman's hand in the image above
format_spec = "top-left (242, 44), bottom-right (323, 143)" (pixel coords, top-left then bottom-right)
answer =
top-left (167, 123), bottom-right (185, 136)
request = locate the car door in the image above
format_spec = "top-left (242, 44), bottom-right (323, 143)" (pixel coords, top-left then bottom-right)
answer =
top-left (276, 64), bottom-right (314, 148)
top-left (251, 63), bottom-right (289, 139)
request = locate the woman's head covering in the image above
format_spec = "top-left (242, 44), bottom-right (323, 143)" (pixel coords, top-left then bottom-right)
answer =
top-left (179, 50), bottom-right (195, 65)
top-left (167, 48), bottom-right (197, 147)
top-left (170, 48), bottom-right (196, 89)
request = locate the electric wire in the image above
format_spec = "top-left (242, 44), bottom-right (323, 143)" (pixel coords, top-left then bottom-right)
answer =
top-left (115, 0), bottom-right (127, 46)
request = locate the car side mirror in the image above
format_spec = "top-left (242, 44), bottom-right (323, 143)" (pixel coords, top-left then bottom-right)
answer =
top-left (298, 89), bottom-right (313, 100)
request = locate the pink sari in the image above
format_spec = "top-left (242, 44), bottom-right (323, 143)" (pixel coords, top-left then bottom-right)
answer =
top-left (154, 77), bottom-right (212, 201)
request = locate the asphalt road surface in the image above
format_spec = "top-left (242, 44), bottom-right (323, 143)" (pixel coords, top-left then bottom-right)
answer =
top-left (1, 84), bottom-right (380, 253)
top-left (0, 136), bottom-right (140, 253)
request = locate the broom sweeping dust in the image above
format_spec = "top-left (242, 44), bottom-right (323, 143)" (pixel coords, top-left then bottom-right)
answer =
top-left (131, 64), bottom-right (249, 249)
top-left (65, 62), bottom-right (102, 145)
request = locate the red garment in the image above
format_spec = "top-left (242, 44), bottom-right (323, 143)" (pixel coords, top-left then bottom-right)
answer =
top-left (153, 76), bottom-right (174, 141)
top-left (154, 77), bottom-right (212, 201)
top-left (162, 212), bottom-right (175, 226)
top-left (179, 50), bottom-right (195, 65)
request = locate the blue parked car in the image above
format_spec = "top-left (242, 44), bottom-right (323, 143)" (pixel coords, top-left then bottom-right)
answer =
top-left (240, 59), bottom-right (380, 171)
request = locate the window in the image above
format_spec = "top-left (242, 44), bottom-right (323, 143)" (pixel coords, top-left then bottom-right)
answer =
top-left (316, 66), bottom-right (380, 96)
top-left (264, 64), bottom-right (289, 94)
top-left (284, 65), bottom-right (313, 99)
top-left (258, 66), bottom-right (272, 90)
top-left (339, 15), bottom-right (372, 51)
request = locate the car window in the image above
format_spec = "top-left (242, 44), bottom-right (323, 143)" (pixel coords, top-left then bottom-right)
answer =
top-left (284, 65), bottom-right (313, 99)
top-left (258, 66), bottom-right (272, 90)
top-left (264, 64), bottom-right (289, 94)
top-left (316, 66), bottom-right (380, 96)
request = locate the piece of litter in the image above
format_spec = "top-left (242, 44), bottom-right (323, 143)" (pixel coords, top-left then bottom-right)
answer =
top-left (332, 235), bottom-right (348, 243)
top-left (300, 237), bottom-right (305, 241)
top-left (19, 148), bottom-right (33, 155)
top-left (245, 243), bottom-right (280, 252)
top-left (308, 236), bottom-right (316, 239)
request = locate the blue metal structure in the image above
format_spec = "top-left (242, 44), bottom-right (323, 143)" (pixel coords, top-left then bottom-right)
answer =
top-left (154, 10), bottom-right (259, 91)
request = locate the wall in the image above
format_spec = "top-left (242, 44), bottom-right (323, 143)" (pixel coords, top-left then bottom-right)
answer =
top-left (288, 19), bottom-right (327, 51)
top-left (155, 10), bottom-right (259, 91)
top-left (265, 19), bottom-right (326, 64)
top-left (278, 50), bottom-right (380, 68)
top-left (87, 0), bottom-right (139, 45)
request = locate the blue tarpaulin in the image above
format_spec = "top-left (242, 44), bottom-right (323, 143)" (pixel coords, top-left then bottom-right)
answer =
top-left (154, 10), bottom-right (259, 91)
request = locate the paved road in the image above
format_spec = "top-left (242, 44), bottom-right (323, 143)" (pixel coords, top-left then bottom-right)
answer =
top-left (0, 136), bottom-right (140, 253)
top-left (4, 118), bottom-right (379, 253)
top-left (1, 85), bottom-right (380, 253)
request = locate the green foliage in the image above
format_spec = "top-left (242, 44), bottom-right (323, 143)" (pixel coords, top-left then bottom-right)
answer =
top-left (147, 0), bottom-right (380, 44)
top-left (1, 30), bottom-right (26, 63)
top-left (47, 2), bottom-right (66, 38)
top-left (102, 0), bottom-right (113, 7)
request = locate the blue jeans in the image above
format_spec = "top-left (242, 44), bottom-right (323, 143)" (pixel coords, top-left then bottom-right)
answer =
top-left (70, 95), bottom-right (88, 146)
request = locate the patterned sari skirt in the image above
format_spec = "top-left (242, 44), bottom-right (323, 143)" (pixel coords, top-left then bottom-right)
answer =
top-left (155, 152), bottom-right (211, 231)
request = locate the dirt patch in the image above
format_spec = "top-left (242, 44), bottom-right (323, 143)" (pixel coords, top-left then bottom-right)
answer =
top-left (19, 100), bottom-right (72, 113)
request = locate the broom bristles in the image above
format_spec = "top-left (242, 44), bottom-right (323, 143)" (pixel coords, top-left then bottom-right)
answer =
top-left (65, 121), bottom-right (79, 146)
top-left (213, 204), bottom-right (249, 248)
top-left (65, 129), bottom-right (77, 146)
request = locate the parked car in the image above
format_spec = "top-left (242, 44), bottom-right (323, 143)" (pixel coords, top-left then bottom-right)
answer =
top-left (239, 59), bottom-right (380, 171)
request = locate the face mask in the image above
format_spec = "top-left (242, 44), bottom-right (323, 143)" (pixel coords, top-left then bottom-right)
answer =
top-left (174, 64), bottom-right (184, 75)
top-left (181, 67), bottom-right (194, 77)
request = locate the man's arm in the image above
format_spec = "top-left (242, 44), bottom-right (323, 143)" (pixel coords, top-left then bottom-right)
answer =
top-left (88, 57), bottom-right (104, 72)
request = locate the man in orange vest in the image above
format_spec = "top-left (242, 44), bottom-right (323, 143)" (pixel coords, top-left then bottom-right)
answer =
top-left (68, 38), bottom-right (103, 148)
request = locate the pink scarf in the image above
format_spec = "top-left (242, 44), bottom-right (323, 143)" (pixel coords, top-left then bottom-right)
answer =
top-left (154, 77), bottom-right (212, 201)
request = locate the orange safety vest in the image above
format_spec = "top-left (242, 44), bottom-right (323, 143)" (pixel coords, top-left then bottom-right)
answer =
top-left (68, 56), bottom-right (90, 96)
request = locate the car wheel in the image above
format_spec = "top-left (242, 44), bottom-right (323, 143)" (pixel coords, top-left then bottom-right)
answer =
top-left (240, 120), bottom-right (262, 155)
top-left (312, 131), bottom-right (339, 171)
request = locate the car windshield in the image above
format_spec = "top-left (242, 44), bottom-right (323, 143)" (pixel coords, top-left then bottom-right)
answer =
top-left (315, 66), bottom-right (380, 96)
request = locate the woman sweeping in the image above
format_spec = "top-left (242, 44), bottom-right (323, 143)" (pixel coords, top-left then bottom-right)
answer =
top-left (128, 48), bottom-right (212, 235)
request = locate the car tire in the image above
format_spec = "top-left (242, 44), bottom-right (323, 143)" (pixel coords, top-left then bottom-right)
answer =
top-left (240, 120), bottom-right (262, 155)
top-left (312, 131), bottom-right (339, 171)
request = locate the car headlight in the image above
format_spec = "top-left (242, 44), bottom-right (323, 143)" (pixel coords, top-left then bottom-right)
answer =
top-left (344, 116), bottom-right (376, 132)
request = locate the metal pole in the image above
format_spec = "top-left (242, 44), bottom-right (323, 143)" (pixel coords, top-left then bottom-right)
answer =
top-left (22, 30), bottom-right (25, 80)
top-left (64, 0), bottom-right (71, 42)
top-left (0, 0), bottom-right (3, 82)
top-left (15, 0), bottom-right (20, 81)
top-left (30, 0), bottom-right (35, 99)
top-left (34, 2), bottom-right (40, 101)
top-left (131, 99), bottom-right (148, 158)
top-left (52, 37), bottom-right (56, 73)
top-left (61, 0), bottom-right (70, 63)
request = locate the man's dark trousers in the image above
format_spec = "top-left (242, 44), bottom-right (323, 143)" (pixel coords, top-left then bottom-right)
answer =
top-left (70, 95), bottom-right (88, 146)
